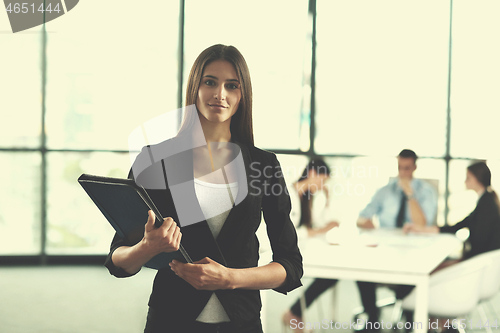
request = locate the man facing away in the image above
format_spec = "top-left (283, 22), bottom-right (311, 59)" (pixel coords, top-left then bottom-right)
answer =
top-left (356, 149), bottom-right (438, 330)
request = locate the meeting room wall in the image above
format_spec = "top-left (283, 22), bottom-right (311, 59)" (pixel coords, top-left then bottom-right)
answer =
top-left (1, 0), bottom-right (499, 259)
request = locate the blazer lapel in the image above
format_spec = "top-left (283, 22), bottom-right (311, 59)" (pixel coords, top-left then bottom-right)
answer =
top-left (216, 143), bottom-right (259, 252)
top-left (159, 149), bottom-right (227, 265)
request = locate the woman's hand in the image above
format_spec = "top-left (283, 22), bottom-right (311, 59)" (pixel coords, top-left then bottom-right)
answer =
top-left (322, 220), bottom-right (339, 231)
top-left (308, 221), bottom-right (339, 237)
top-left (403, 223), bottom-right (439, 234)
top-left (142, 210), bottom-right (182, 255)
top-left (357, 217), bottom-right (375, 229)
top-left (111, 210), bottom-right (181, 275)
top-left (169, 257), bottom-right (232, 290)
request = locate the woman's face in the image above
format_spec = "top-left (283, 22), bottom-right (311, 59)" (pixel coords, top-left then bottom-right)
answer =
top-left (196, 60), bottom-right (242, 125)
top-left (465, 170), bottom-right (482, 191)
top-left (308, 171), bottom-right (329, 193)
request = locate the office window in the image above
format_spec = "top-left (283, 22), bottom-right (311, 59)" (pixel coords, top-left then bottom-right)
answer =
top-left (184, 0), bottom-right (310, 150)
top-left (46, 152), bottom-right (129, 254)
top-left (315, 0), bottom-right (449, 156)
top-left (45, 0), bottom-right (180, 151)
top-left (0, 18), bottom-right (43, 255)
top-left (0, 26), bottom-right (42, 148)
top-left (0, 153), bottom-right (41, 255)
top-left (449, 0), bottom-right (500, 160)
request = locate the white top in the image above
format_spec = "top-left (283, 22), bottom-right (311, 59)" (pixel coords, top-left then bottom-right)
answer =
top-left (288, 183), bottom-right (333, 241)
top-left (194, 178), bottom-right (238, 323)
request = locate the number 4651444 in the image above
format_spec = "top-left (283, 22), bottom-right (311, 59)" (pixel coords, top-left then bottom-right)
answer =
top-left (6, 3), bottom-right (62, 14)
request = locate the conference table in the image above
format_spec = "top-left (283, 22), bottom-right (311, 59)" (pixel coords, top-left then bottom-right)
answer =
top-left (294, 228), bottom-right (462, 333)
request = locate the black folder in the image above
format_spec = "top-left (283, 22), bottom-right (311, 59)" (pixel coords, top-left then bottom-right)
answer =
top-left (78, 173), bottom-right (192, 268)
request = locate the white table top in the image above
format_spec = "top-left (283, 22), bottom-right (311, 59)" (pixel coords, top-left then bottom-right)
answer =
top-left (299, 228), bottom-right (462, 277)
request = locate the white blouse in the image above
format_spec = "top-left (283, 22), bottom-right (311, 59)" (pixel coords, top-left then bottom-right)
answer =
top-left (194, 177), bottom-right (238, 323)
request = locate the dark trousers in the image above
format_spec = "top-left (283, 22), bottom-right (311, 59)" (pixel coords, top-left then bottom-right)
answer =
top-left (290, 278), bottom-right (338, 317)
top-left (356, 281), bottom-right (414, 321)
top-left (144, 306), bottom-right (263, 333)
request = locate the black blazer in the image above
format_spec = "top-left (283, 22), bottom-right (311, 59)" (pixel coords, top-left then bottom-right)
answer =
top-left (105, 139), bottom-right (303, 326)
top-left (440, 191), bottom-right (500, 260)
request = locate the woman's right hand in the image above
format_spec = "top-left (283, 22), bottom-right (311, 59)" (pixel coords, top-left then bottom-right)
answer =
top-left (321, 221), bottom-right (339, 233)
top-left (111, 210), bottom-right (182, 275)
top-left (307, 221), bottom-right (339, 237)
top-left (403, 223), bottom-right (439, 234)
top-left (143, 210), bottom-right (182, 255)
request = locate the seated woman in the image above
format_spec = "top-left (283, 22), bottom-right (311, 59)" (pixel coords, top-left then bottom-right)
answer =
top-left (404, 161), bottom-right (500, 261)
top-left (404, 161), bottom-right (500, 332)
top-left (282, 159), bottom-right (339, 331)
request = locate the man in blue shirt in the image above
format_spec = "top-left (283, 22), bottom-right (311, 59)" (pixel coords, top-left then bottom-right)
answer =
top-left (357, 150), bottom-right (437, 229)
top-left (356, 149), bottom-right (438, 330)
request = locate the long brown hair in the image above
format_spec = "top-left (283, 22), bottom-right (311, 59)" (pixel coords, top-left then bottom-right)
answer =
top-left (468, 161), bottom-right (500, 214)
top-left (298, 159), bottom-right (331, 229)
top-left (181, 44), bottom-right (254, 146)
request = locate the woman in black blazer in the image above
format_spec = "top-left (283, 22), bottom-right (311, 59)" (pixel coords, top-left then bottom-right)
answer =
top-left (105, 44), bottom-right (303, 333)
top-left (405, 161), bottom-right (500, 260)
top-left (403, 162), bottom-right (500, 332)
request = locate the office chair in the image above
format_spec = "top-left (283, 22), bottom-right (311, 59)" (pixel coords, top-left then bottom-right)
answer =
top-left (474, 249), bottom-right (500, 333)
top-left (402, 253), bottom-right (490, 333)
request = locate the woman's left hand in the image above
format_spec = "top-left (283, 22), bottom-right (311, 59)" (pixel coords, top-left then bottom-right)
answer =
top-left (169, 257), bottom-right (232, 290)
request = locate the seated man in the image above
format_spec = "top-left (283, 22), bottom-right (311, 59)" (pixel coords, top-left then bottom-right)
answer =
top-left (356, 149), bottom-right (437, 328)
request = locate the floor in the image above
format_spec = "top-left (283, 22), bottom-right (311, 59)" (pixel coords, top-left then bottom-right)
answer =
top-left (0, 266), bottom-right (499, 333)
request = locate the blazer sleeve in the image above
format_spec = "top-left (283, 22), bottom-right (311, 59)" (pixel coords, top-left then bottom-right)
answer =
top-left (104, 168), bottom-right (141, 278)
top-left (261, 153), bottom-right (303, 294)
top-left (104, 233), bottom-right (140, 278)
top-left (439, 193), bottom-right (487, 234)
top-left (440, 192), bottom-right (497, 235)
top-left (440, 211), bottom-right (473, 234)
